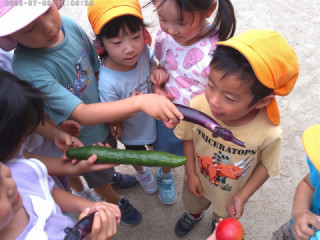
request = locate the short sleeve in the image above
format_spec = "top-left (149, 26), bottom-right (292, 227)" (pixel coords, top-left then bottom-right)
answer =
top-left (13, 61), bottom-right (82, 125)
top-left (308, 156), bottom-right (319, 188)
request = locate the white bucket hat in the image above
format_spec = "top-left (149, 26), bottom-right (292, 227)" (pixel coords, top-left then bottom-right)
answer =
top-left (0, 0), bottom-right (52, 37)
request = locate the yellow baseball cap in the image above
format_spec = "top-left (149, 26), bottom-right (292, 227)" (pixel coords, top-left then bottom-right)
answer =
top-left (303, 124), bottom-right (320, 172)
top-left (216, 29), bottom-right (299, 125)
top-left (88, 0), bottom-right (144, 35)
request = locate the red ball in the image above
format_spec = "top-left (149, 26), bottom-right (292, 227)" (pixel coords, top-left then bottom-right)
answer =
top-left (216, 218), bottom-right (244, 240)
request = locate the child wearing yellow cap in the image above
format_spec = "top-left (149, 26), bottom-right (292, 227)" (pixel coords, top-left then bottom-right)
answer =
top-left (272, 125), bottom-right (320, 240)
top-left (87, 0), bottom-right (171, 225)
top-left (173, 29), bottom-right (299, 237)
top-left (88, 0), bottom-right (168, 189)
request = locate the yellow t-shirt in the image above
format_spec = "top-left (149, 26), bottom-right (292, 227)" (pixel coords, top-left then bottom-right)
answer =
top-left (174, 94), bottom-right (282, 217)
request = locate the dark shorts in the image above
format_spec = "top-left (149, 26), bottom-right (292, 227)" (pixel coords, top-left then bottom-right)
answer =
top-left (82, 135), bottom-right (117, 188)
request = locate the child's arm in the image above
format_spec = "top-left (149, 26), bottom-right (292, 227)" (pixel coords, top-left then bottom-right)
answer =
top-left (35, 118), bottom-right (83, 152)
top-left (227, 162), bottom-right (269, 218)
top-left (52, 188), bottom-right (121, 239)
top-left (23, 151), bottom-right (117, 176)
top-left (52, 188), bottom-right (120, 216)
top-left (108, 122), bottom-right (123, 140)
top-left (291, 174), bottom-right (320, 240)
top-left (70, 94), bottom-right (183, 127)
top-left (184, 140), bottom-right (203, 197)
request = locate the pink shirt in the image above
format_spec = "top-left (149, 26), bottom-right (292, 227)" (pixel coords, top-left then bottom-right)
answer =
top-left (154, 29), bottom-right (218, 106)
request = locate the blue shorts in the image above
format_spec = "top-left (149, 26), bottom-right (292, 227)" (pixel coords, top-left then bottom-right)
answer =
top-left (153, 120), bottom-right (184, 156)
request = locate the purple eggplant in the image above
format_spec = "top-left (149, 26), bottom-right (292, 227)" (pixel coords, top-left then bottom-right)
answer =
top-left (175, 103), bottom-right (245, 147)
top-left (64, 211), bottom-right (96, 240)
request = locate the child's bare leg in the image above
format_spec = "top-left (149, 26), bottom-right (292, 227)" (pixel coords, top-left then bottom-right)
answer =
top-left (94, 182), bottom-right (121, 203)
top-left (133, 165), bottom-right (144, 172)
top-left (161, 166), bottom-right (171, 174)
top-left (69, 176), bottom-right (85, 192)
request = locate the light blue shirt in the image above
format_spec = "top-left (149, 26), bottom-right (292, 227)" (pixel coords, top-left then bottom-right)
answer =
top-left (98, 45), bottom-right (156, 145)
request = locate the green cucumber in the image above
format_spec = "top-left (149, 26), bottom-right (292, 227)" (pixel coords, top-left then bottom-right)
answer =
top-left (66, 146), bottom-right (187, 168)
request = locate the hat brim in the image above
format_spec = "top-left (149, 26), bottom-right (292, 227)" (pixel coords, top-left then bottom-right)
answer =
top-left (303, 124), bottom-right (320, 172)
top-left (0, 2), bottom-right (51, 37)
top-left (92, 6), bottom-right (143, 35)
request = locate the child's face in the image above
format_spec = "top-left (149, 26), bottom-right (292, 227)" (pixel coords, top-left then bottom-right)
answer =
top-left (154, 0), bottom-right (208, 46)
top-left (205, 69), bottom-right (261, 126)
top-left (9, 4), bottom-right (63, 49)
top-left (101, 26), bottom-right (145, 71)
top-left (0, 163), bottom-right (22, 230)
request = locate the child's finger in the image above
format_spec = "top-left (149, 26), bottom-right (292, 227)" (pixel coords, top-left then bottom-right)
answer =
top-left (90, 211), bottom-right (102, 237)
top-left (105, 204), bottom-right (121, 223)
top-left (71, 137), bottom-right (84, 147)
top-left (101, 207), bottom-right (118, 238)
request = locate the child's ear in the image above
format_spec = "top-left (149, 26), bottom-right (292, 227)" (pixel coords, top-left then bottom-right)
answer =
top-left (206, 1), bottom-right (218, 18)
top-left (0, 36), bottom-right (17, 51)
top-left (255, 95), bottom-right (275, 109)
top-left (93, 38), bottom-right (106, 56)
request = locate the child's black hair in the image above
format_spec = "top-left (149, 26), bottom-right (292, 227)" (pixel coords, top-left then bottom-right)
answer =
top-left (0, 70), bottom-right (45, 162)
top-left (97, 15), bottom-right (145, 59)
top-left (210, 46), bottom-right (273, 107)
top-left (150, 0), bottom-right (236, 41)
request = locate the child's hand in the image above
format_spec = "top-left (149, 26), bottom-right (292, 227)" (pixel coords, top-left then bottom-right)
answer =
top-left (206, 219), bottom-right (223, 240)
top-left (66, 153), bottom-right (117, 173)
top-left (150, 68), bottom-right (169, 85)
top-left (163, 119), bottom-right (179, 129)
top-left (80, 203), bottom-right (121, 240)
top-left (59, 120), bottom-right (81, 137)
top-left (292, 211), bottom-right (320, 240)
top-left (137, 94), bottom-right (183, 124)
top-left (82, 202), bottom-right (121, 224)
top-left (207, 231), bottom-right (216, 240)
top-left (226, 194), bottom-right (245, 219)
top-left (108, 122), bottom-right (123, 139)
top-left (152, 84), bottom-right (175, 101)
top-left (187, 174), bottom-right (203, 197)
top-left (54, 130), bottom-right (83, 154)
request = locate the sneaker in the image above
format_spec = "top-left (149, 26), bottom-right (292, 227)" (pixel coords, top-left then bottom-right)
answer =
top-left (174, 212), bottom-right (204, 238)
top-left (110, 172), bottom-right (137, 190)
top-left (73, 185), bottom-right (104, 202)
top-left (134, 167), bottom-right (158, 194)
top-left (118, 196), bottom-right (142, 226)
top-left (157, 168), bottom-right (177, 204)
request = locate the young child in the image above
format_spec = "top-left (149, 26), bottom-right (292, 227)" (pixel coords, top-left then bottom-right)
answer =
top-left (0, 69), bottom-right (121, 240)
top-left (87, 0), bottom-right (167, 195)
top-left (272, 125), bottom-right (320, 240)
top-left (150, 0), bottom-right (236, 205)
top-left (173, 29), bottom-right (299, 237)
top-left (0, 1), bottom-right (182, 226)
